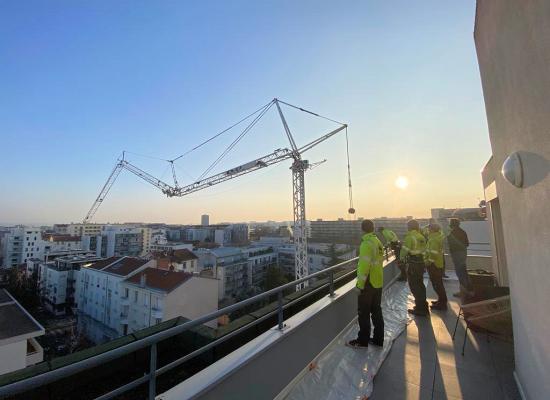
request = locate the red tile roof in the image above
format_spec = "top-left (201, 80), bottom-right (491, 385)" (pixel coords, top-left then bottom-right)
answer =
top-left (88, 257), bottom-right (149, 276)
top-left (124, 268), bottom-right (193, 292)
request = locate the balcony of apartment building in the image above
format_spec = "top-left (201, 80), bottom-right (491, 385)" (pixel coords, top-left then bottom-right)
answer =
top-left (0, 252), bottom-right (519, 400)
top-left (151, 307), bottom-right (163, 320)
top-left (25, 338), bottom-right (43, 367)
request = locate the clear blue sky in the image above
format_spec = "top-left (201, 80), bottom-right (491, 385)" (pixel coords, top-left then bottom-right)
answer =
top-left (0, 1), bottom-right (490, 225)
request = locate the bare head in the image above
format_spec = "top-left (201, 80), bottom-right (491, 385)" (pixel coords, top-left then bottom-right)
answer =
top-left (407, 219), bottom-right (420, 231)
top-left (361, 219), bottom-right (375, 233)
top-left (429, 223), bottom-right (441, 233)
top-left (449, 218), bottom-right (460, 228)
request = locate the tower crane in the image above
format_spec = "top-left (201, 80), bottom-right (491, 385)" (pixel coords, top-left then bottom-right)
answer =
top-left (83, 99), bottom-right (349, 289)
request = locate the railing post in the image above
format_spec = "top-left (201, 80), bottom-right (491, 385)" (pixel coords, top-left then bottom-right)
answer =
top-left (148, 343), bottom-right (157, 400)
top-left (277, 291), bottom-right (284, 330)
top-left (329, 270), bottom-right (335, 297)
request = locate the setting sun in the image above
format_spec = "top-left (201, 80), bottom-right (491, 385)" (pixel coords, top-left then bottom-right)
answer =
top-left (395, 176), bottom-right (409, 190)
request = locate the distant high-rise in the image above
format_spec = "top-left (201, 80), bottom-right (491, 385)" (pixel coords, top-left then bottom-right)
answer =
top-left (201, 214), bottom-right (209, 226)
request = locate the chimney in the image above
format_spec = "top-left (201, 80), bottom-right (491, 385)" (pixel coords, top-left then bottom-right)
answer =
top-left (140, 273), bottom-right (146, 288)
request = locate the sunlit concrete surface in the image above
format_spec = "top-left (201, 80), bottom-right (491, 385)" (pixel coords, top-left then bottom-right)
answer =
top-left (371, 278), bottom-right (521, 400)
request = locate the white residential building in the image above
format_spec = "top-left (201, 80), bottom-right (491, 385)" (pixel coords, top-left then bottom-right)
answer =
top-left (153, 249), bottom-right (199, 273)
top-left (75, 257), bottom-right (153, 343)
top-left (38, 254), bottom-right (102, 316)
top-left (140, 227), bottom-right (168, 256)
top-left (242, 246), bottom-right (277, 288)
top-left (1, 226), bottom-right (43, 268)
top-left (119, 268), bottom-right (218, 334)
top-left (278, 242), bottom-right (356, 275)
top-left (0, 289), bottom-right (45, 375)
top-left (195, 247), bottom-right (249, 301)
top-left (83, 225), bottom-right (144, 259)
top-left (41, 233), bottom-right (86, 260)
top-left (149, 242), bottom-right (193, 253)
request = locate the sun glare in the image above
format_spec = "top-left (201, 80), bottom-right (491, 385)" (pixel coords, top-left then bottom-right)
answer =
top-left (395, 176), bottom-right (409, 190)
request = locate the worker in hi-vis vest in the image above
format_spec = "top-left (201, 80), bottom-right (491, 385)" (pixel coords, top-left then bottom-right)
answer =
top-left (377, 226), bottom-right (405, 281)
top-left (425, 223), bottom-right (448, 310)
top-left (348, 219), bottom-right (385, 348)
top-left (400, 219), bottom-right (429, 316)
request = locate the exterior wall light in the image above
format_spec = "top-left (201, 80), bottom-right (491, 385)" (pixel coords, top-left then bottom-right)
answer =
top-left (501, 152), bottom-right (524, 188)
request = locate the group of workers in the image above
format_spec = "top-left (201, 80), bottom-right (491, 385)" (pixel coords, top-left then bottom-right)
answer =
top-left (348, 218), bottom-right (471, 349)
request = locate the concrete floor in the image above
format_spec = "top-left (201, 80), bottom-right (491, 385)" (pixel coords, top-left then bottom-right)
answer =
top-left (371, 279), bottom-right (521, 400)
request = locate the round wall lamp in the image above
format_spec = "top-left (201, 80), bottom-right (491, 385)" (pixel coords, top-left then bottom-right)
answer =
top-left (501, 152), bottom-right (524, 188)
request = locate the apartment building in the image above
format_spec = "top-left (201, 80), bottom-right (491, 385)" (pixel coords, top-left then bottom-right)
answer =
top-left (1, 226), bottom-right (42, 268)
top-left (56, 223), bottom-right (105, 237)
top-left (38, 254), bottom-right (102, 316)
top-left (119, 268), bottom-right (218, 334)
top-left (196, 247), bottom-right (248, 301)
top-left (75, 257), bottom-right (153, 343)
top-left (0, 290), bottom-right (45, 375)
top-left (41, 234), bottom-right (86, 260)
top-left (242, 246), bottom-right (277, 288)
top-left (83, 226), bottom-right (144, 259)
top-left (277, 242), bottom-right (356, 275)
top-left (310, 217), bottom-right (431, 245)
top-left (139, 227), bottom-right (168, 256)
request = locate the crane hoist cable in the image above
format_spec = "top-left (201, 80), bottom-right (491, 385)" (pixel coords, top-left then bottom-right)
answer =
top-left (345, 126), bottom-right (355, 218)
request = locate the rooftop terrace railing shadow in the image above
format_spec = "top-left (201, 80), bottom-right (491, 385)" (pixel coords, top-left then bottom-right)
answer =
top-left (0, 257), bottom-right (368, 400)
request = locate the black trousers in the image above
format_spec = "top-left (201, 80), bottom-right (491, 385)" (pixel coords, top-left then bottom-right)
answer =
top-left (427, 263), bottom-right (447, 304)
top-left (407, 257), bottom-right (428, 312)
top-left (357, 280), bottom-right (384, 345)
top-left (390, 242), bottom-right (406, 280)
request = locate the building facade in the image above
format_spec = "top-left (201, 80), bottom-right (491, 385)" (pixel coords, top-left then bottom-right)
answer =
top-left (1, 226), bottom-right (43, 268)
top-left (119, 268), bottom-right (218, 334)
top-left (38, 254), bottom-right (102, 316)
top-left (196, 247), bottom-right (249, 301)
top-left (75, 257), bottom-right (153, 343)
top-left (475, 1), bottom-right (550, 397)
top-left (242, 246), bottom-right (278, 288)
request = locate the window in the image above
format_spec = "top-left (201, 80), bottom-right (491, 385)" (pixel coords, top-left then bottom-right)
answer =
top-left (134, 291), bottom-right (138, 303)
top-left (124, 288), bottom-right (129, 298)
top-left (155, 318), bottom-right (162, 324)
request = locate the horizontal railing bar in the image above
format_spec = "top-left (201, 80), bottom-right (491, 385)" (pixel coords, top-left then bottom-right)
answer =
top-left (0, 257), bottom-right (359, 397)
top-left (156, 266), bottom-right (356, 378)
top-left (95, 374), bottom-right (150, 400)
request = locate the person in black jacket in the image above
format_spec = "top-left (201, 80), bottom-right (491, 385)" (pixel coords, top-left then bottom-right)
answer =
top-left (447, 218), bottom-right (473, 298)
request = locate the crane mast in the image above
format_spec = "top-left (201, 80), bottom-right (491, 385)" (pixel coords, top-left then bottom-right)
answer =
top-left (84, 99), bottom-right (347, 290)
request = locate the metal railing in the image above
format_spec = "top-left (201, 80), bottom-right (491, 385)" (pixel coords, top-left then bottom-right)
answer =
top-left (0, 257), bottom-right (363, 400)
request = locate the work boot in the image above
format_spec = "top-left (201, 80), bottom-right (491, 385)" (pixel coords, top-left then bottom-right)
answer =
top-left (369, 338), bottom-right (384, 347)
top-left (347, 339), bottom-right (368, 349)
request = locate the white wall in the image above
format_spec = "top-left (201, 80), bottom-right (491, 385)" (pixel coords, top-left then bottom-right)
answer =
top-left (0, 340), bottom-right (26, 375)
top-left (475, 1), bottom-right (550, 398)
top-left (165, 276), bottom-right (218, 328)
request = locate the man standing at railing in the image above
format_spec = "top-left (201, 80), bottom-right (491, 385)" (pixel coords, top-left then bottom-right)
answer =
top-left (401, 219), bottom-right (429, 316)
top-left (377, 226), bottom-right (405, 281)
top-left (447, 218), bottom-right (473, 299)
top-left (348, 219), bottom-right (385, 348)
top-left (425, 223), bottom-right (448, 310)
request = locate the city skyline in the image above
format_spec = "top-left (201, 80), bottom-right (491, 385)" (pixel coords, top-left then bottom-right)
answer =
top-left (0, 1), bottom-right (489, 225)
